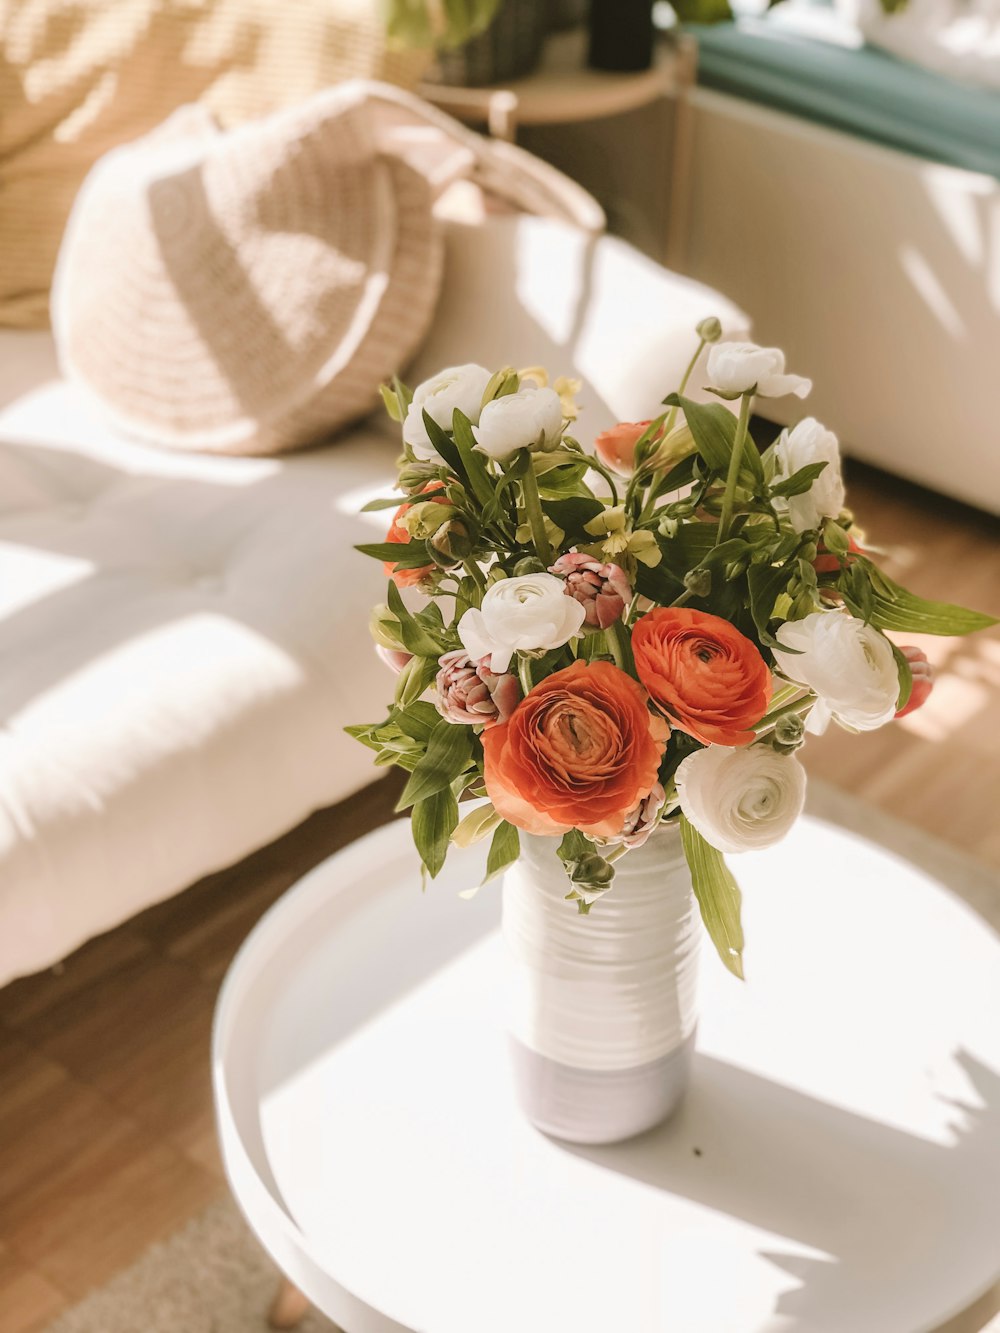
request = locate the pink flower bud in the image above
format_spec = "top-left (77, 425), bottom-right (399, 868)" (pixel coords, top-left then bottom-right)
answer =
top-left (618, 783), bottom-right (667, 849)
top-left (549, 551), bottom-right (632, 630)
top-left (376, 644), bottom-right (413, 674)
top-left (895, 645), bottom-right (934, 718)
top-left (435, 649), bottom-right (522, 726)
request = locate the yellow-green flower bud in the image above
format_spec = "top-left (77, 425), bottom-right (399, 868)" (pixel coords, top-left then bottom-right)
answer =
top-left (696, 315), bottom-right (723, 343)
top-left (403, 501), bottom-right (457, 540)
top-left (684, 567), bottom-right (712, 598)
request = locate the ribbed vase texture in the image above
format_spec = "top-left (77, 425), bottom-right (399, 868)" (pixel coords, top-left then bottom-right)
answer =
top-left (503, 825), bottom-right (700, 1144)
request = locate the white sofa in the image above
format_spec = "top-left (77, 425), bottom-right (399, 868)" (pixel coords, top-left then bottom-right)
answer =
top-left (0, 213), bottom-right (747, 986)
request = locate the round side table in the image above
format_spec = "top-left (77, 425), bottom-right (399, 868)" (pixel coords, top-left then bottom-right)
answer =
top-left (213, 811), bottom-right (1000, 1333)
top-left (419, 28), bottom-right (698, 268)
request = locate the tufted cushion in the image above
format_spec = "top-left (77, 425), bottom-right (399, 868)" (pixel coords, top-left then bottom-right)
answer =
top-left (0, 329), bottom-right (402, 982)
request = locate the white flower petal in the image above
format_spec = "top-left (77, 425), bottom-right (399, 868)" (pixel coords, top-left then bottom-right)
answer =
top-left (402, 364), bottom-right (492, 460)
top-left (706, 341), bottom-right (810, 400)
top-left (759, 372), bottom-right (813, 400)
top-left (774, 417), bottom-right (845, 533)
top-left (472, 386), bottom-right (564, 460)
top-left (773, 611), bottom-right (898, 732)
top-left (676, 745), bottom-right (807, 854)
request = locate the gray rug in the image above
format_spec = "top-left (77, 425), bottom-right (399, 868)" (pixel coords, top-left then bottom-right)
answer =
top-left (43, 782), bottom-right (1000, 1333)
top-left (42, 1195), bottom-right (338, 1333)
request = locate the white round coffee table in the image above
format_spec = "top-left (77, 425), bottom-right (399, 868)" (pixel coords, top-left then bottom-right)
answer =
top-left (213, 809), bottom-right (1000, 1333)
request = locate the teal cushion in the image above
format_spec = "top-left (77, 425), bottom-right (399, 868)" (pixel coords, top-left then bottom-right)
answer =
top-left (689, 17), bottom-right (1000, 178)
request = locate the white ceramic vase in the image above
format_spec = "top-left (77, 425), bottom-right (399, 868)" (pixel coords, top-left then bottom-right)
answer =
top-left (502, 824), bottom-right (700, 1145)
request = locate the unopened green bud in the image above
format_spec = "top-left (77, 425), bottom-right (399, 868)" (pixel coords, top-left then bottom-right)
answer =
top-left (369, 604), bottom-right (404, 650)
top-left (568, 852), bottom-right (616, 897)
top-left (427, 520), bottom-right (473, 566)
top-left (487, 566), bottom-right (509, 586)
top-left (513, 556), bottom-right (547, 577)
top-left (696, 316), bottom-right (723, 343)
top-left (774, 712), bottom-right (805, 748)
top-left (821, 521), bottom-right (851, 556)
top-left (792, 592), bottom-right (816, 619)
top-left (724, 558), bottom-right (747, 582)
top-left (684, 567), bottom-right (712, 598)
top-left (398, 462), bottom-right (442, 491)
top-left (799, 542), bottom-right (819, 564)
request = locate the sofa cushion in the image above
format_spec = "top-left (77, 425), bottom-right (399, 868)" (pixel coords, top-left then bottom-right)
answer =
top-left (690, 13), bottom-right (1000, 178)
top-left (0, 329), bottom-right (400, 982)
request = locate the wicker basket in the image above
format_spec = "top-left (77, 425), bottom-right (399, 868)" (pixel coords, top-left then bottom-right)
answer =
top-left (430, 0), bottom-right (547, 87)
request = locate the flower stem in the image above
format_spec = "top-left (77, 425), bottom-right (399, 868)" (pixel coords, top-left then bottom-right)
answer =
top-left (754, 693), bottom-right (816, 735)
top-left (463, 559), bottom-right (487, 598)
top-left (717, 391), bottom-right (752, 542)
top-left (517, 653), bottom-right (534, 698)
top-left (637, 335), bottom-right (707, 522)
top-left (520, 459), bottom-right (553, 566)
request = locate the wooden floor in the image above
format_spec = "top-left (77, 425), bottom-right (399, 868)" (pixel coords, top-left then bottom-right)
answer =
top-left (0, 461), bottom-right (997, 1331)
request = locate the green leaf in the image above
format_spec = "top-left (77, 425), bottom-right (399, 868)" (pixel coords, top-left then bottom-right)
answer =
top-left (747, 562), bottom-right (791, 641)
top-left (606, 618), bottom-right (635, 674)
top-left (344, 722), bottom-right (380, 751)
top-left (770, 461), bottom-right (829, 499)
top-left (393, 701), bottom-right (441, 742)
top-left (412, 787), bottom-right (459, 878)
top-left (394, 654), bottom-right (438, 709)
top-left (355, 540), bottom-right (433, 569)
top-left (891, 642), bottom-right (913, 713)
top-left (855, 559), bottom-right (997, 636)
top-left (680, 816), bottom-right (745, 979)
top-left (484, 821), bottom-right (520, 882)
top-left (386, 581), bottom-right (446, 656)
top-left (541, 495), bottom-right (605, 543)
top-left (361, 490), bottom-right (447, 513)
top-left (379, 383), bottom-right (403, 422)
top-left (397, 720), bottom-right (473, 811)
top-left (557, 829), bottom-right (591, 864)
top-left (664, 394), bottom-right (731, 471)
top-left (536, 461), bottom-right (593, 499)
top-left (451, 409), bottom-right (495, 509)
top-left (422, 410), bottom-right (466, 481)
top-left (665, 395), bottom-right (763, 485)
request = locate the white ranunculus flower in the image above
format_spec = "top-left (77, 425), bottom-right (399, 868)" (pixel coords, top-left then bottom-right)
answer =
top-left (402, 364), bottom-right (493, 460)
top-left (676, 745), bottom-right (807, 854)
top-left (472, 385), bottom-right (564, 461)
top-left (773, 611), bottom-right (899, 734)
top-left (706, 341), bottom-right (812, 399)
top-left (774, 418), bottom-right (846, 533)
top-left (458, 573), bottom-right (585, 674)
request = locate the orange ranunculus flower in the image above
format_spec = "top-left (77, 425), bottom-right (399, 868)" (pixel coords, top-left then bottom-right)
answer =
top-left (382, 484), bottom-right (450, 588)
top-left (632, 607), bottom-right (771, 748)
top-left (481, 659), bottom-right (668, 838)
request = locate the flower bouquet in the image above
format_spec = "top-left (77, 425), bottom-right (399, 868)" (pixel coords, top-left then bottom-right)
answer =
top-left (349, 324), bottom-right (994, 1139)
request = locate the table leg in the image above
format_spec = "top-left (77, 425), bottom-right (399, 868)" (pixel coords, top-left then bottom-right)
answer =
top-left (269, 1277), bottom-right (310, 1330)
